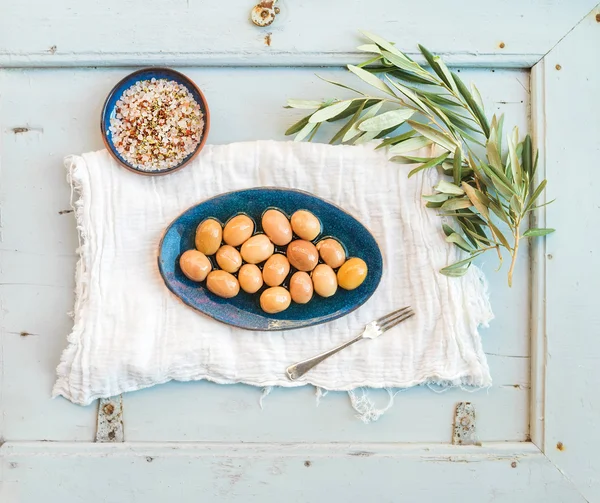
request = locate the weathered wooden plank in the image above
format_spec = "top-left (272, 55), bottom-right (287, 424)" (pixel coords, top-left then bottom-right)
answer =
top-left (540, 7), bottom-right (600, 503)
top-left (0, 442), bottom-right (586, 502)
top-left (0, 67), bottom-right (531, 443)
top-left (0, 1), bottom-right (597, 68)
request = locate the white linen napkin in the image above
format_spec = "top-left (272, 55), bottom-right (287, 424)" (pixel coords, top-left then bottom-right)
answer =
top-left (53, 140), bottom-right (493, 406)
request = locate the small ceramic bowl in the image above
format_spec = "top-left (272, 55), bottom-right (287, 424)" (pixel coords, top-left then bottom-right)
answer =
top-left (101, 68), bottom-right (210, 176)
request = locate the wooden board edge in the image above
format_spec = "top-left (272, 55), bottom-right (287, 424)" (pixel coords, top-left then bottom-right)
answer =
top-left (0, 51), bottom-right (542, 69)
top-left (529, 59), bottom-right (548, 452)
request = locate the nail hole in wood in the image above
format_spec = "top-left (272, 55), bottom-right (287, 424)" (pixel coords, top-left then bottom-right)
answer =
top-left (555, 64), bottom-right (562, 71)
top-left (499, 42), bottom-right (505, 49)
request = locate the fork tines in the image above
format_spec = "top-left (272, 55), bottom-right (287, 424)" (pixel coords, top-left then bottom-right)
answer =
top-left (376, 306), bottom-right (414, 332)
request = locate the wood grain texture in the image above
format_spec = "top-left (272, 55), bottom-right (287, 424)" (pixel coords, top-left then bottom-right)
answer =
top-left (0, 0), bottom-right (597, 67)
top-left (0, 442), bottom-right (587, 503)
top-left (540, 7), bottom-right (600, 502)
top-left (0, 67), bottom-right (531, 442)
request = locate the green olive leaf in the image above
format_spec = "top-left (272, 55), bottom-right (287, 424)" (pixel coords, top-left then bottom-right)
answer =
top-left (309, 100), bottom-right (353, 123)
top-left (506, 127), bottom-right (522, 187)
top-left (462, 182), bottom-right (489, 220)
top-left (524, 179), bottom-right (547, 212)
top-left (523, 228), bottom-right (555, 237)
top-left (347, 65), bottom-right (396, 97)
top-left (407, 152), bottom-right (450, 178)
top-left (471, 83), bottom-right (484, 112)
top-left (440, 197), bottom-right (473, 210)
top-left (356, 44), bottom-right (381, 54)
top-left (423, 193), bottom-right (450, 203)
top-left (453, 148), bottom-right (462, 185)
top-left (360, 31), bottom-right (409, 60)
top-left (358, 109), bottom-right (415, 132)
top-left (384, 77), bottom-right (429, 112)
top-left (329, 101), bottom-right (367, 144)
top-left (435, 180), bottom-right (464, 195)
top-left (451, 72), bottom-right (490, 138)
top-left (316, 75), bottom-right (366, 95)
top-left (388, 136), bottom-right (433, 156)
top-left (442, 224), bottom-right (455, 236)
top-left (375, 130), bottom-right (416, 149)
top-left (354, 130), bottom-right (380, 144)
top-left (286, 99), bottom-right (324, 109)
top-left (342, 101), bottom-right (383, 142)
top-left (285, 114), bottom-right (311, 136)
top-left (407, 120), bottom-right (458, 153)
top-left (294, 122), bottom-right (317, 142)
top-left (446, 232), bottom-right (473, 252)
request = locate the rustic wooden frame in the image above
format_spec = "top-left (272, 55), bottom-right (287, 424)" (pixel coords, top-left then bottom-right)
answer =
top-left (1, 2), bottom-right (599, 501)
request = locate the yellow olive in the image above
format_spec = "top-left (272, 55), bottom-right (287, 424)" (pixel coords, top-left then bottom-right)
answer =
top-left (240, 234), bottom-right (275, 264)
top-left (311, 264), bottom-right (337, 298)
top-left (262, 209), bottom-right (293, 246)
top-left (179, 250), bottom-right (212, 282)
top-left (291, 210), bottom-right (321, 241)
top-left (223, 214), bottom-right (254, 247)
top-left (262, 254), bottom-right (291, 287)
top-left (289, 271), bottom-right (313, 304)
top-left (215, 245), bottom-right (242, 273)
top-left (206, 270), bottom-right (240, 298)
top-left (337, 258), bottom-right (368, 290)
top-left (238, 264), bottom-right (264, 294)
top-left (260, 286), bottom-right (292, 314)
top-left (316, 238), bottom-right (346, 269)
top-left (286, 239), bottom-right (319, 271)
top-left (195, 218), bottom-right (222, 256)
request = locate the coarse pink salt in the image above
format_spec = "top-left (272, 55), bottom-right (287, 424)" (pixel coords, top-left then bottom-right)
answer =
top-left (109, 78), bottom-right (204, 171)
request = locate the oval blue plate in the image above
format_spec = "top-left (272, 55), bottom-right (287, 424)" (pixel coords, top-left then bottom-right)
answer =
top-left (158, 188), bottom-right (383, 331)
top-left (101, 68), bottom-right (210, 176)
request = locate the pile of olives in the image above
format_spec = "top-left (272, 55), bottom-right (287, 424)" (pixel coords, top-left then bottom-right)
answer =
top-left (178, 208), bottom-right (368, 314)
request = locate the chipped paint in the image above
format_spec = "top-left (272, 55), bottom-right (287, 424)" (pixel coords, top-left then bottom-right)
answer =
top-left (95, 396), bottom-right (124, 442)
top-left (452, 402), bottom-right (478, 445)
top-left (251, 0), bottom-right (279, 27)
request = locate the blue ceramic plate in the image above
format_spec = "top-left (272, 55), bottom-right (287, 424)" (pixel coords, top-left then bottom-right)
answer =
top-left (158, 188), bottom-right (383, 331)
top-left (101, 68), bottom-right (210, 176)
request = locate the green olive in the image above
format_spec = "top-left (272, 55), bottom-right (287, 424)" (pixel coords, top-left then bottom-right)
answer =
top-left (337, 258), bottom-right (368, 290)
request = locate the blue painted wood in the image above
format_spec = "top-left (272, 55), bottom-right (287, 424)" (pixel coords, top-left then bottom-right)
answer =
top-left (101, 68), bottom-right (210, 175)
top-left (158, 187), bottom-right (383, 330)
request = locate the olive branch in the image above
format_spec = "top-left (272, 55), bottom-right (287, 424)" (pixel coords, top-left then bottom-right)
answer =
top-left (284, 31), bottom-right (554, 287)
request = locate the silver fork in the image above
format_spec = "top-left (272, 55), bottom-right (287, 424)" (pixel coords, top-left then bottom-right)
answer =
top-left (285, 306), bottom-right (415, 380)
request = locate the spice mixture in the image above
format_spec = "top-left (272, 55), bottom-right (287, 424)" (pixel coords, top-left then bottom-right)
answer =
top-left (109, 78), bottom-right (204, 171)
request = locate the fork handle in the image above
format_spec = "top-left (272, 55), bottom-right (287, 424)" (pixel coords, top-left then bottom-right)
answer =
top-left (286, 334), bottom-right (365, 380)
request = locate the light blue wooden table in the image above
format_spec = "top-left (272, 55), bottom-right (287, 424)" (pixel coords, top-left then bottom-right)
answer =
top-left (0, 1), bottom-right (598, 501)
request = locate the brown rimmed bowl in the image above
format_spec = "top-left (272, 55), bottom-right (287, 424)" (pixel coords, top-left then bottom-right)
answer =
top-left (101, 68), bottom-right (210, 176)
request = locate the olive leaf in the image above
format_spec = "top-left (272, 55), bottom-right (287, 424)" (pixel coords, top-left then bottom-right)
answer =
top-left (441, 197), bottom-right (472, 210)
top-left (359, 109), bottom-right (415, 131)
top-left (388, 136), bottom-right (433, 156)
top-left (435, 180), bottom-right (464, 195)
top-left (446, 232), bottom-right (473, 252)
top-left (408, 152), bottom-right (450, 178)
top-left (294, 122), bottom-right (317, 142)
top-left (309, 101), bottom-right (354, 123)
top-left (342, 101), bottom-right (384, 142)
top-left (523, 228), bottom-right (555, 237)
top-left (407, 121), bottom-right (457, 153)
top-left (347, 65), bottom-right (396, 97)
top-left (286, 99), bottom-right (323, 109)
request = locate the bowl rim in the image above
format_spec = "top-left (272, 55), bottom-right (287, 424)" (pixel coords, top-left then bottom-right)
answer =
top-left (100, 67), bottom-right (211, 177)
